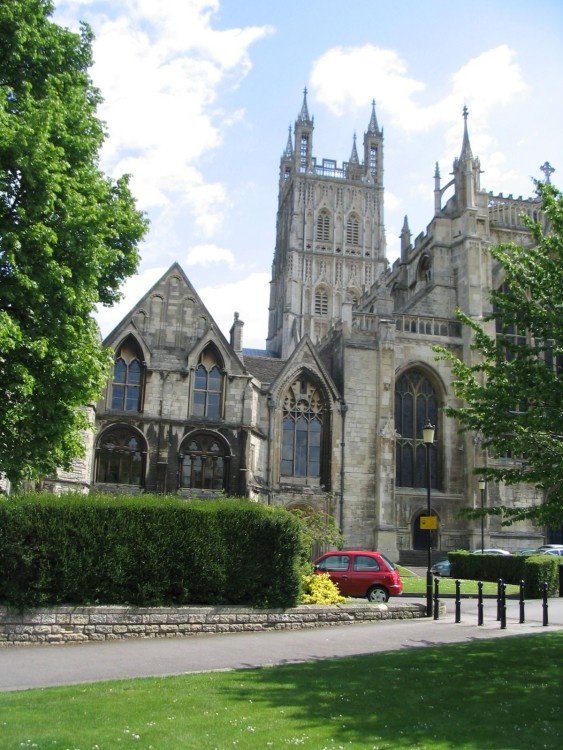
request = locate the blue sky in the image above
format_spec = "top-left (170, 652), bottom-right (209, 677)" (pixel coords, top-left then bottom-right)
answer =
top-left (54, 0), bottom-right (563, 349)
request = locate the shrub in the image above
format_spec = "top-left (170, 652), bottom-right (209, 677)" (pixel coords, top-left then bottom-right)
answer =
top-left (0, 492), bottom-right (302, 610)
top-left (290, 507), bottom-right (344, 573)
top-left (521, 555), bottom-right (560, 598)
top-left (300, 572), bottom-right (347, 604)
top-left (448, 551), bottom-right (559, 597)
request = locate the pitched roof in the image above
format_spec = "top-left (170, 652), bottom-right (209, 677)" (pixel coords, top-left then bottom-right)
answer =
top-left (243, 354), bottom-right (287, 385)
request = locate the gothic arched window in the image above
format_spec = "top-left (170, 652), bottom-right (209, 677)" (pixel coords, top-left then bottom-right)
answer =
top-left (314, 288), bottom-right (329, 316)
top-left (316, 210), bottom-right (331, 241)
top-left (495, 282), bottom-right (527, 360)
top-left (281, 377), bottom-right (326, 480)
top-left (395, 369), bottom-right (439, 489)
top-left (111, 338), bottom-right (144, 412)
top-left (193, 346), bottom-right (224, 419)
top-left (179, 433), bottom-right (228, 490)
top-left (96, 426), bottom-right (146, 485)
top-left (417, 254), bottom-right (432, 283)
top-left (346, 214), bottom-right (360, 246)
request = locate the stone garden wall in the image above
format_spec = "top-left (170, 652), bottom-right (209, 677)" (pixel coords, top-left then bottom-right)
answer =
top-left (0, 601), bottom-right (427, 645)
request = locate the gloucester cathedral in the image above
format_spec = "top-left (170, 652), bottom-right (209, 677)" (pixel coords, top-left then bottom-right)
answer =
top-left (46, 92), bottom-right (554, 560)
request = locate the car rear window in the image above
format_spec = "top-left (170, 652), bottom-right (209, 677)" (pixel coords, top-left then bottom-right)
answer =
top-left (379, 553), bottom-right (397, 571)
top-left (354, 555), bottom-right (380, 571)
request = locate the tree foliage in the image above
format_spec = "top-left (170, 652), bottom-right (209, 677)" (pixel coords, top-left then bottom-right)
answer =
top-left (437, 181), bottom-right (563, 527)
top-left (290, 507), bottom-right (344, 572)
top-left (0, 0), bottom-right (148, 486)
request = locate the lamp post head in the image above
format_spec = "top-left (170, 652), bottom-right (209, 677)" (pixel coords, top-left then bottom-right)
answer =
top-left (478, 477), bottom-right (486, 491)
top-left (422, 422), bottom-right (435, 445)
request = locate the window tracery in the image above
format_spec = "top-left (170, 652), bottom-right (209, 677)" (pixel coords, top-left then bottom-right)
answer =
top-left (179, 433), bottom-right (228, 490)
top-left (111, 338), bottom-right (144, 412)
top-left (193, 347), bottom-right (224, 418)
top-left (281, 377), bottom-right (325, 479)
top-left (96, 426), bottom-right (146, 485)
top-left (395, 370), bottom-right (439, 488)
top-left (316, 210), bottom-right (331, 241)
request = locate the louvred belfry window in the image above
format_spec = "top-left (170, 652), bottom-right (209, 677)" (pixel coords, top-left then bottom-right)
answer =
top-left (314, 288), bottom-right (328, 316)
top-left (346, 214), bottom-right (360, 245)
top-left (316, 210), bottom-right (331, 241)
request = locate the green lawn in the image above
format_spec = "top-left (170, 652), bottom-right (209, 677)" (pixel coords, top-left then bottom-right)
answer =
top-left (1, 632), bottom-right (561, 749)
top-left (397, 568), bottom-right (520, 597)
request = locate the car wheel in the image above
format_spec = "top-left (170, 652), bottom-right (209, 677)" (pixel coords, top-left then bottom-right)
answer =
top-left (367, 586), bottom-right (389, 603)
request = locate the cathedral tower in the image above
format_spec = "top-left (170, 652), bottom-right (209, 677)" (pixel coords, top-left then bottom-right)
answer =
top-left (266, 93), bottom-right (388, 358)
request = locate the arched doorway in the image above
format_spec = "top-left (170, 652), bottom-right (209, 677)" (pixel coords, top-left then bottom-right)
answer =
top-left (412, 511), bottom-right (438, 550)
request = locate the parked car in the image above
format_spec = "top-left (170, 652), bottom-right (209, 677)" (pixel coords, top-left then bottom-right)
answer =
top-left (517, 545), bottom-right (563, 556)
top-left (313, 550), bottom-right (403, 602)
top-left (472, 548), bottom-right (511, 556)
top-left (540, 548), bottom-right (563, 557)
top-left (430, 559), bottom-right (451, 577)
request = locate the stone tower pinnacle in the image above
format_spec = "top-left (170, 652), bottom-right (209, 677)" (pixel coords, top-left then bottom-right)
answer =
top-left (452, 106), bottom-right (481, 210)
top-left (298, 87), bottom-right (312, 124)
top-left (267, 95), bottom-right (388, 358)
top-left (367, 99), bottom-right (380, 135)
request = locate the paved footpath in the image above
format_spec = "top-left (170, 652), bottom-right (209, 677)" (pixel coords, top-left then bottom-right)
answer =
top-left (1, 596), bottom-right (562, 693)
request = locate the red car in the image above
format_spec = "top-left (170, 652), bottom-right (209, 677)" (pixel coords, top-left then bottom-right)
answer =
top-left (313, 550), bottom-right (403, 602)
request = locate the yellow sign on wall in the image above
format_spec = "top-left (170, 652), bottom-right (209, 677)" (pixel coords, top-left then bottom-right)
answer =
top-left (420, 516), bottom-right (438, 530)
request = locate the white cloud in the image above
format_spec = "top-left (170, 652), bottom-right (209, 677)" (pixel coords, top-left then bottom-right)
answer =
top-left (55, 3), bottom-right (542, 349)
top-left (310, 43), bottom-right (527, 142)
top-left (384, 190), bottom-right (401, 214)
top-left (186, 244), bottom-right (236, 268)
top-left (310, 45), bottom-right (425, 122)
top-left (199, 272), bottom-right (270, 349)
top-left (58, 0), bottom-right (273, 242)
top-left (183, 181), bottom-right (229, 236)
top-left (310, 42), bottom-right (530, 202)
top-left (438, 46), bottom-right (528, 169)
top-left (53, 1), bottom-right (275, 345)
top-left (450, 46), bottom-right (528, 115)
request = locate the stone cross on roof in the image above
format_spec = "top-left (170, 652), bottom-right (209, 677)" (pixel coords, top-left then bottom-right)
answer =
top-left (540, 161), bottom-right (555, 183)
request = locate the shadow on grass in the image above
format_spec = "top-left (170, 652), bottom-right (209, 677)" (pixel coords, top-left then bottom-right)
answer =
top-left (226, 632), bottom-right (563, 749)
top-left (1, 633), bottom-right (561, 749)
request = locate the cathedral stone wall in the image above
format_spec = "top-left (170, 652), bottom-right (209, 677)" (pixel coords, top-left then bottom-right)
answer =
top-left (339, 341), bottom-right (380, 549)
top-left (27, 97), bottom-right (549, 559)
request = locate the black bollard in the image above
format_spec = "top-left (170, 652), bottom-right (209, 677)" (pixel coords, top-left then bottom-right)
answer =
top-left (496, 579), bottom-right (503, 621)
top-left (477, 581), bottom-right (484, 626)
top-left (542, 582), bottom-right (549, 626)
top-left (500, 582), bottom-right (507, 630)
top-left (455, 579), bottom-right (461, 623)
top-left (433, 576), bottom-right (440, 620)
top-left (519, 580), bottom-right (525, 624)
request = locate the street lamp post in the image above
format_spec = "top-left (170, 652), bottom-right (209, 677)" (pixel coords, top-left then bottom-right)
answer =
top-left (478, 477), bottom-right (486, 554)
top-left (423, 422), bottom-right (435, 617)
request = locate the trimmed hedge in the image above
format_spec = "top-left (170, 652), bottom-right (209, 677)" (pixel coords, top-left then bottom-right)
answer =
top-left (0, 492), bottom-right (302, 610)
top-left (448, 551), bottom-right (559, 598)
